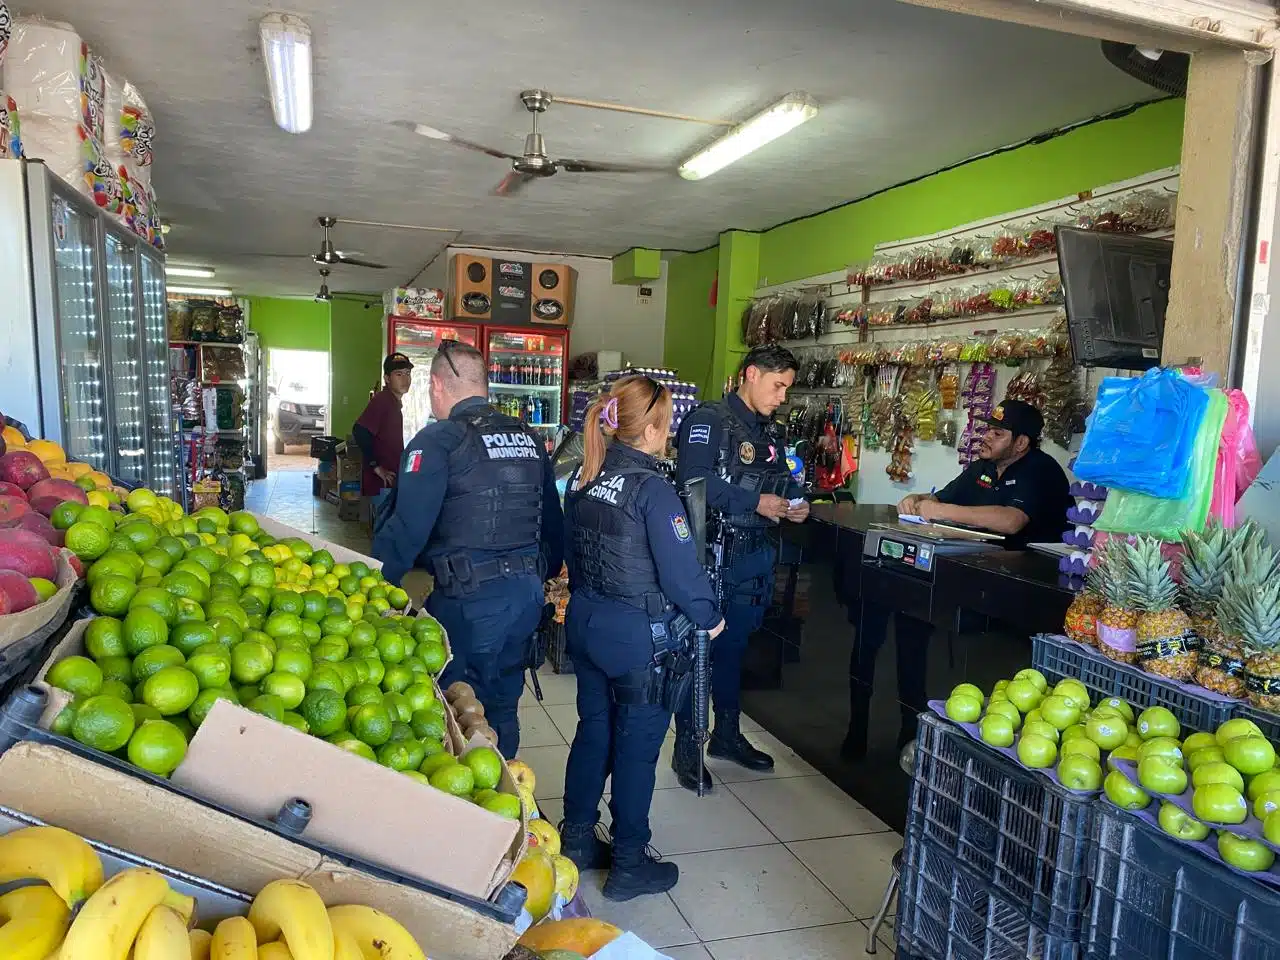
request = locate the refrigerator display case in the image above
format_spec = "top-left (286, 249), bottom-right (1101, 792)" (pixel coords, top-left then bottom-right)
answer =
top-left (386, 318), bottom-right (480, 443)
top-left (484, 327), bottom-right (569, 446)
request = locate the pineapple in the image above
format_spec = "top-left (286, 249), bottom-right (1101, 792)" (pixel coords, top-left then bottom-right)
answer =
top-left (1064, 561), bottom-right (1103, 647)
top-left (1185, 520), bottom-right (1250, 695)
top-left (1221, 537), bottom-right (1280, 710)
top-left (1095, 540), bottom-right (1139, 664)
top-left (1126, 536), bottom-right (1196, 680)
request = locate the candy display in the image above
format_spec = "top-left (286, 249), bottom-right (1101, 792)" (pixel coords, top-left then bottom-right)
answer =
top-left (742, 292), bottom-right (828, 345)
top-left (958, 364), bottom-right (995, 466)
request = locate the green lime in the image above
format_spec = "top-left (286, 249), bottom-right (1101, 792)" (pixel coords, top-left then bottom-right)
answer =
top-left (401, 656), bottom-right (428, 676)
top-left (282, 538), bottom-right (313, 562)
top-left (420, 737), bottom-right (445, 760)
top-left (384, 692), bottom-right (412, 724)
top-left (307, 664), bottom-right (347, 695)
top-left (170, 621), bottom-right (216, 657)
top-left (169, 714), bottom-right (196, 742)
top-left (131, 645), bottom-right (186, 682)
top-left (361, 658), bottom-right (385, 686)
top-left (417, 641), bottom-right (447, 675)
top-left (188, 686), bottom-right (236, 727)
top-left (50, 500), bottom-right (85, 530)
top-left (403, 682), bottom-right (437, 713)
top-left (261, 671), bottom-right (307, 710)
top-left (300, 689), bottom-right (347, 737)
top-left (389, 721), bottom-right (415, 742)
top-left (381, 664), bottom-right (415, 694)
top-left (155, 536), bottom-right (187, 563)
top-left (330, 737), bottom-right (377, 762)
top-left (387, 587), bottom-right (410, 610)
top-left (325, 596), bottom-right (347, 617)
top-left (410, 710), bottom-right (446, 742)
top-left (300, 621), bottom-right (322, 643)
top-left (264, 611), bottom-right (303, 641)
top-left (400, 738), bottom-right (427, 770)
top-left (348, 621), bottom-right (377, 650)
top-left (71, 695), bottom-right (136, 752)
top-left (271, 591), bottom-right (304, 616)
top-left (273, 648), bottom-right (313, 683)
top-left (97, 677), bottom-right (131, 702)
top-left (320, 614), bottom-right (353, 638)
top-left (78, 505), bottom-right (119, 531)
top-left (221, 560), bottom-right (251, 587)
top-left (171, 559), bottom-right (212, 586)
top-left (142, 666), bottom-right (200, 716)
top-left (282, 711), bottom-right (310, 734)
top-left (375, 631), bottom-right (407, 664)
top-left (346, 682), bottom-right (384, 707)
top-left (205, 601), bottom-right (248, 630)
top-left (131, 702), bottom-right (163, 724)
top-left (301, 591), bottom-right (327, 622)
top-left (208, 616), bottom-right (244, 648)
top-left (313, 639), bottom-right (348, 663)
top-left (186, 644), bottom-right (233, 689)
top-left (228, 510), bottom-right (259, 536)
top-left (376, 740), bottom-right (416, 771)
top-left (65, 520), bottom-right (112, 561)
top-left (97, 655), bottom-right (133, 684)
top-left (248, 693), bottom-right (285, 723)
top-left (88, 551), bottom-right (143, 585)
top-left (185, 546), bottom-right (222, 573)
top-left (351, 703), bottom-right (393, 747)
top-left (128, 586), bottom-right (178, 625)
top-left (429, 762), bottom-right (475, 797)
top-left (481, 793), bottom-right (522, 820)
top-left (413, 617), bottom-right (444, 642)
top-left (349, 560), bottom-right (370, 579)
top-left (235, 683), bottom-right (260, 703)
top-left (127, 720), bottom-right (187, 776)
top-left (338, 575), bottom-right (361, 596)
top-left (230, 640), bottom-right (274, 684)
top-left (210, 572), bottom-right (242, 596)
top-left (140, 548), bottom-right (174, 576)
top-left (174, 598), bottom-right (206, 624)
top-left (244, 628), bottom-right (275, 652)
top-left (91, 575), bottom-right (138, 617)
top-left (402, 770), bottom-right (430, 786)
top-left (51, 699), bottom-right (79, 736)
top-left (275, 635), bottom-right (309, 654)
top-left (85, 616), bottom-right (127, 659)
top-left (238, 595), bottom-right (265, 620)
top-left (463, 746), bottom-right (504, 791)
top-left (123, 607), bottom-right (169, 655)
top-left (247, 562), bottom-right (275, 590)
top-left (160, 571), bottom-right (210, 605)
top-left (119, 521), bottom-right (160, 553)
top-left (310, 549), bottom-right (334, 573)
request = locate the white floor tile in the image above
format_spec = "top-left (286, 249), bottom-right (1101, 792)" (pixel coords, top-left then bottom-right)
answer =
top-left (647, 787), bottom-right (774, 856)
top-left (576, 875), bottom-right (699, 950)
top-left (704, 922), bottom-right (881, 960)
top-left (516, 744), bottom-right (572, 800)
top-left (704, 729), bottom-right (817, 783)
top-left (787, 832), bottom-right (902, 920)
top-left (728, 776), bottom-right (891, 842)
top-left (543, 702), bottom-right (582, 743)
top-left (667, 844), bottom-right (851, 942)
top-left (661, 946), bottom-right (713, 960)
top-left (518, 704), bottom-right (566, 749)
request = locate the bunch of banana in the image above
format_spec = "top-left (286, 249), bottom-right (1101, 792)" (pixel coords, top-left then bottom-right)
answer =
top-left (58, 867), bottom-right (195, 960)
top-left (0, 825), bottom-right (104, 907)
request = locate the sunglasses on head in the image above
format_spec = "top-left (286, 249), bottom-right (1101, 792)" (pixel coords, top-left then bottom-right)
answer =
top-left (642, 377), bottom-right (662, 414)
top-left (437, 339), bottom-right (461, 377)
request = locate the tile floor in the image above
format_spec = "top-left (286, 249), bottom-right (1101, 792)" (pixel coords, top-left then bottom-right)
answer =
top-left (244, 467), bottom-right (904, 958)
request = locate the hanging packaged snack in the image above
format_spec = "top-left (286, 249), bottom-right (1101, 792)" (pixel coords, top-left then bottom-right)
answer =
top-left (989, 329), bottom-right (1024, 363)
top-left (1005, 368), bottom-right (1046, 409)
top-left (938, 363), bottom-right (961, 409)
top-left (742, 298), bottom-right (770, 347)
top-left (167, 298), bottom-right (192, 341)
top-left (938, 412), bottom-right (958, 447)
top-left (215, 305), bottom-right (245, 343)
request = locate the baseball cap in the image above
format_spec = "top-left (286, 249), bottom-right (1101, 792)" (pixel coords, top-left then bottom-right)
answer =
top-left (383, 353), bottom-right (414, 374)
top-left (979, 399), bottom-right (1043, 441)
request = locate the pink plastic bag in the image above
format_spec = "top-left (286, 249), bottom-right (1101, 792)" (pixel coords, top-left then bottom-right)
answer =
top-left (1210, 389), bottom-right (1263, 527)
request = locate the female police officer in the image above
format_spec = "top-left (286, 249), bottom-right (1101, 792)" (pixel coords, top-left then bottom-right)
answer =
top-left (559, 376), bottom-right (724, 901)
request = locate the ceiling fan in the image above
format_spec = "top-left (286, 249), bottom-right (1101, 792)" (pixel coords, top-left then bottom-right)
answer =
top-left (403, 89), bottom-right (671, 197)
top-left (313, 216), bottom-right (388, 269)
top-left (314, 267), bottom-right (333, 302)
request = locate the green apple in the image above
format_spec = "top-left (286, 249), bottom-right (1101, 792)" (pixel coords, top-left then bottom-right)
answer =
top-left (1040, 695), bottom-right (1081, 731)
top-left (1104, 770), bottom-right (1151, 810)
top-left (1023, 708), bottom-right (1045, 728)
top-left (946, 694), bottom-right (983, 723)
top-left (1138, 757), bottom-right (1189, 795)
top-left (1107, 743), bottom-right (1140, 771)
top-left (1223, 735), bottom-right (1277, 776)
top-left (1216, 718), bottom-right (1264, 747)
top-left (1248, 768), bottom-right (1280, 802)
top-left (1136, 706), bottom-right (1180, 741)
top-left (1096, 696), bottom-right (1134, 723)
top-left (1182, 731), bottom-right (1218, 755)
top-left (950, 682), bottom-right (985, 702)
top-left (1192, 783), bottom-right (1248, 824)
top-left (979, 713), bottom-right (1016, 748)
top-left (1158, 800), bottom-right (1210, 841)
top-left (989, 690), bottom-right (1009, 704)
top-left (1057, 755), bottom-right (1103, 791)
top-left (1053, 679), bottom-right (1090, 710)
top-left (1023, 719), bottom-right (1060, 744)
top-left (1187, 746), bottom-right (1226, 772)
top-left (1017, 732), bottom-right (1058, 769)
top-left (1192, 762), bottom-right (1246, 793)
top-left (1061, 738), bottom-right (1101, 763)
top-left (985, 700), bottom-right (1022, 729)
top-left (1218, 831), bottom-right (1276, 872)
top-left (1254, 790), bottom-right (1280, 820)
top-left (1006, 678), bottom-right (1043, 713)
top-left (1123, 731), bottom-right (1144, 749)
top-left (1138, 737), bottom-right (1184, 767)
top-left (1086, 713), bottom-right (1129, 751)
top-left (1265, 808), bottom-right (1280, 845)
top-left (1061, 723), bottom-right (1089, 744)
top-left (1014, 668), bottom-right (1048, 693)
top-left (992, 679), bottom-right (1009, 695)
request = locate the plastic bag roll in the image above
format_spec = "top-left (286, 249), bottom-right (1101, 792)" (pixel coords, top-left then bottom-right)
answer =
top-left (2, 17), bottom-right (105, 140)
top-left (104, 68), bottom-right (152, 181)
top-left (0, 2), bottom-right (11, 69)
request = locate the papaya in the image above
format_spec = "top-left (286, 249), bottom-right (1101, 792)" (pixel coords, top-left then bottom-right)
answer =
top-left (510, 846), bottom-right (556, 922)
top-left (517, 918), bottom-right (622, 956)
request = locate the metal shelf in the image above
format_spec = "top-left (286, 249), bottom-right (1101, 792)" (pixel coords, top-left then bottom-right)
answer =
top-left (489, 382), bottom-right (561, 391)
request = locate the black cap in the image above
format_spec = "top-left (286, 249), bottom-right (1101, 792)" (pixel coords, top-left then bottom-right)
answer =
top-left (979, 398), bottom-right (1043, 441)
top-left (383, 352), bottom-right (413, 374)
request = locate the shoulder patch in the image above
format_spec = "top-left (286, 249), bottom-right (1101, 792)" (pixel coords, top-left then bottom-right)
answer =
top-left (671, 514), bottom-right (691, 542)
top-left (687, 423), bottom-right (711, 445)
top-left (406, 450), bottom-right (423, 473)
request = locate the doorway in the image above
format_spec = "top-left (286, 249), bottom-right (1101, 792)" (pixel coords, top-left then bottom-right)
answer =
top-left (267, 348), bottom-right (329, 472)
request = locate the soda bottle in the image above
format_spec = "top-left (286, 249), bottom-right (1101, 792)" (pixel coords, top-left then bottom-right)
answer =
top-left (531, 397), bottom-right (542, 425)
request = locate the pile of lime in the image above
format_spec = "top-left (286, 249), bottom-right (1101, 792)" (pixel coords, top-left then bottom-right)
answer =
top-left (44, 499), bottom-right (495, 807)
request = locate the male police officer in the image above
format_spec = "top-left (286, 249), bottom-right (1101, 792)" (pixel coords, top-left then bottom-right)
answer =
top-left (372, 342), bottom-right (563, 757)
top-left (672, 344), bottom-right (808, 791)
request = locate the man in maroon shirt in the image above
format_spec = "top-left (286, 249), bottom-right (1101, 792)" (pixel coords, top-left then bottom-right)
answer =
top-left (353, 353), bottom-right (413, 526)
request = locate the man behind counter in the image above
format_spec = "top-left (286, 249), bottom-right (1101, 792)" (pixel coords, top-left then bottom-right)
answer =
top-left (843, 399), bottom-right (1071, 760)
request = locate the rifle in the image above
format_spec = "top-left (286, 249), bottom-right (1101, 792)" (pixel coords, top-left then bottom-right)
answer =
top-left (681, 477), bottom-right (723, 798)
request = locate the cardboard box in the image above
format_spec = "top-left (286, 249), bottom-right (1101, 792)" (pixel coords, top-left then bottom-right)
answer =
top-left (0, 743), bottom-right (520, 960)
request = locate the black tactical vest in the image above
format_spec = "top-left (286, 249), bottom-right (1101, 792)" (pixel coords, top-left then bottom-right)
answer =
top-left (427, 406), bottom-right (543, 560)
top-left (706, 399), bottom-right (791, 529)
top-left (570, 462), bottom-right (669, 618)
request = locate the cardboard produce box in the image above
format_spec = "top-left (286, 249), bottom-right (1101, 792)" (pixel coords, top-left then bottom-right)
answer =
top-left (0, 743), bottom-right (521, 960)
top-left (0, 549), bottom-right (79, 656)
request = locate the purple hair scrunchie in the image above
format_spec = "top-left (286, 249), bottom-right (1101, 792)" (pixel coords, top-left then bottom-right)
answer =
top-left (601, 396), bottom-right (619, 429)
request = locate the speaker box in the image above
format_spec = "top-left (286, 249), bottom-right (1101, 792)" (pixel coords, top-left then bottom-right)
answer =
top-left (449, 254), bottom-right (493, 320)
top-left (530, 263), bottom-right (577, 326)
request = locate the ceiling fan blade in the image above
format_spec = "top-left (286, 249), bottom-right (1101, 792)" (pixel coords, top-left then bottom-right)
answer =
top-left (556, 158), bottom-right (671, 174)
top-left (397, 120), bottom-right (519, 161)
top-left (493, 171), bottom-right (535, 197)
top-left (334, 254), bottom-right (389, 269)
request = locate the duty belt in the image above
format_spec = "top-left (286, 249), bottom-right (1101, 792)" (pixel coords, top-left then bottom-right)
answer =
top-left (431, 553), bottom-right (540, 596)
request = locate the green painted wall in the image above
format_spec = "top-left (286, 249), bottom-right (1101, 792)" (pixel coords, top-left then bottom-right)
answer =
top-left (663, 246), bottom-right (719, 396)
top-left (329, 298), bottom-right (385, 439)
top-left (246, 297), bottom-right (332, 353)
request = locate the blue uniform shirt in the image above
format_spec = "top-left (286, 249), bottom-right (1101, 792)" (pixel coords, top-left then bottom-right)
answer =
top-left (372, 397), bottom-right (565, 586)
top-left (565, 443), bottom-right (721, 631)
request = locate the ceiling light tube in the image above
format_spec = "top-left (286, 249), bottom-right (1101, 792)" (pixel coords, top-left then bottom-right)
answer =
top-left (167, 285), bottom-right (234, 297)
top-left (165, 265), bottom-right (216, 279)
top-left (679, 93), bottom-right (818, 181)
top-left (259, 13), bottom-right (313, 134)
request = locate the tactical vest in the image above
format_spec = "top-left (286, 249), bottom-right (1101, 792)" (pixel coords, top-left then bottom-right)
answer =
top-left (427, 406), bottom-right (544, 563)
top-left (705, 399), bottom-right (791, 529)
top-left (570, 463), bottom-right (669, 618)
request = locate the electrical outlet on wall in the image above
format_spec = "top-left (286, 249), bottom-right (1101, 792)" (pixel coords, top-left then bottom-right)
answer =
top-left (637, 285), bottom-right (652, 305)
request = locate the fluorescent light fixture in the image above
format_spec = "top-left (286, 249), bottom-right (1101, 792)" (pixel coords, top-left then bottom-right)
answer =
top-left (679, 93), bottom-right (817, 181)
top-left (165, 265), bottom-right (216, 279)
top-left (167, 285), bottom-right (234, 297)
top-left (259, 13), bottom-right (313, 134)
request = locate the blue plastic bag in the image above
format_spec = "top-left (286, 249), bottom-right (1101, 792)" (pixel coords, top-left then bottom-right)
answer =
top-left (1074, 368), bottom-right (1210, 499)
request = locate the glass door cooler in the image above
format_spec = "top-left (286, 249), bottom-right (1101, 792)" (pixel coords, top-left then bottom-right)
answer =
top-left (483, 327), bottom-right (568, 447)
top-left (387, 318), bottom-right (481, 444)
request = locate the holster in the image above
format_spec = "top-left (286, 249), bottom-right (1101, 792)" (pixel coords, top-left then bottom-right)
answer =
top-left (610, 614), bottom-right (695, 712)
top-left (525, 602), bottom-right (555, 673)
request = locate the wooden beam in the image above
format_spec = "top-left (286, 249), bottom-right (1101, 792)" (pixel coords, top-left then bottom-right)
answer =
top-left (1164, 49), bottom-right (1261, 375)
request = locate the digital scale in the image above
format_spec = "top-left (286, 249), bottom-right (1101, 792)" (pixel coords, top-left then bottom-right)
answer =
top-left (863, 522), bottom-right (1003, 581)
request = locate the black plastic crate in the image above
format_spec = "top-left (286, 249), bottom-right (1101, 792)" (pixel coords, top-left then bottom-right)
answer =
top-left (1032, 634), bottom-right (1235, 734)
top-left (1088, 804), bottom-right (1280, 960)
top-left (0, 685), bottom-right (525, 924)
top-left (1233, 703), bottom-right (1280, 744)
top-left (898, 827), bottom-right (1084, 960)
top-left (908, 712), bottom-right (1093, 939)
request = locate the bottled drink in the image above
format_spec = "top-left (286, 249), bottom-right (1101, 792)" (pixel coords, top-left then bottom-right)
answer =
top-left (522, 357), bottom-right (533, 384)
top-left (530, 396), bottom-right (542, 425)
top-left (488, 357), bottom-right (499, 382)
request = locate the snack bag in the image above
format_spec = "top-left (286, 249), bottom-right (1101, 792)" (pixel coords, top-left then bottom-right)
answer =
top-left (0, 92), bottom-right (20, 158)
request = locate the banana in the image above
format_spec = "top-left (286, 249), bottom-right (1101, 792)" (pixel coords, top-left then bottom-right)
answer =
top-left (327, 905), bottom-right (426, 960)
top-left (247, 881), bottom-right (332, 960)
top-left (210, 916), bottom-right (257, 960)
top-left (60, 866), bottom-right (174, 960)
top-left (0, 826), bottom-right (105, 907)
top-left (164, 889), bottom-right (197, 927)
top-left (133, 905), bottom-right (193, 960)
top-left (0, 885), bottom-right (72, 960)
top-left (332, 932), bottom-right (362, 960)
top-left (190, 929), bottom-right (213, 960)
top-left (258, 945), bottom-right (294, 960)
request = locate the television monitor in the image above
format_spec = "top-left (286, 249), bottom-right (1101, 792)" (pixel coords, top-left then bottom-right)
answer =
top-left (1055, 226), bottom-right (1173, 370)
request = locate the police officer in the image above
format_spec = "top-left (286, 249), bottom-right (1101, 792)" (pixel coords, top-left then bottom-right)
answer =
top-left (672, 344), bottom-right (807, 792)
top-left (559, 376), bottom-right (724, 901)
top-left (372, 341), bottom-right (563, 758)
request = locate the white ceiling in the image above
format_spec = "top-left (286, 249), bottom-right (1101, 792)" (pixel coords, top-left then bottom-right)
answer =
top-left (13, 0), bottom-right (1159, 296)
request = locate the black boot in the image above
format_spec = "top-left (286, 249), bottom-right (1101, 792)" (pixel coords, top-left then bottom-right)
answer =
top-left (708, 710), bottom-right (774, 771)
top-left (672, 733), bottom-right (713, 794)
top-left (557, 821), bottom-right (612, 871)
top-left (603, 847), bottom-right (679, 901)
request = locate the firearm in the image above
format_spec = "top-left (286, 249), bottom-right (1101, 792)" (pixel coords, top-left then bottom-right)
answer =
top-left (680, 477), bottom-right (721, 798)
top-left (526, 601), bottom-right (555, 702)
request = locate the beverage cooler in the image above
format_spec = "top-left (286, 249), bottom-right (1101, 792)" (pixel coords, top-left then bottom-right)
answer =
top-left (0, 159), bottom-right (175, 496)
top-left (385, 318), bottom-right (481, 444)
top-left (484, 327), bottom-right (569, 448)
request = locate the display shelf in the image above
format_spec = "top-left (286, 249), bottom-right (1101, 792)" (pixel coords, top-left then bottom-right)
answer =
top-left (489, 382), bottom-right (562, 392)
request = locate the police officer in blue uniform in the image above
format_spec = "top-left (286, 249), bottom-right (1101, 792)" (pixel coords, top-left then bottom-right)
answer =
top-left (559, 376), bottom-right (724, 900)
top-left (672, 344), bottom-right (807, 792)
top-left (372, 341), bottom-right (563, 758)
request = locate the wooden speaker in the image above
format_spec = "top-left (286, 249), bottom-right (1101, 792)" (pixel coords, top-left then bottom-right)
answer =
top-left (450, 254), bottom-right (493, 320)
top-left (530, 263), bottom-right (577, 326)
